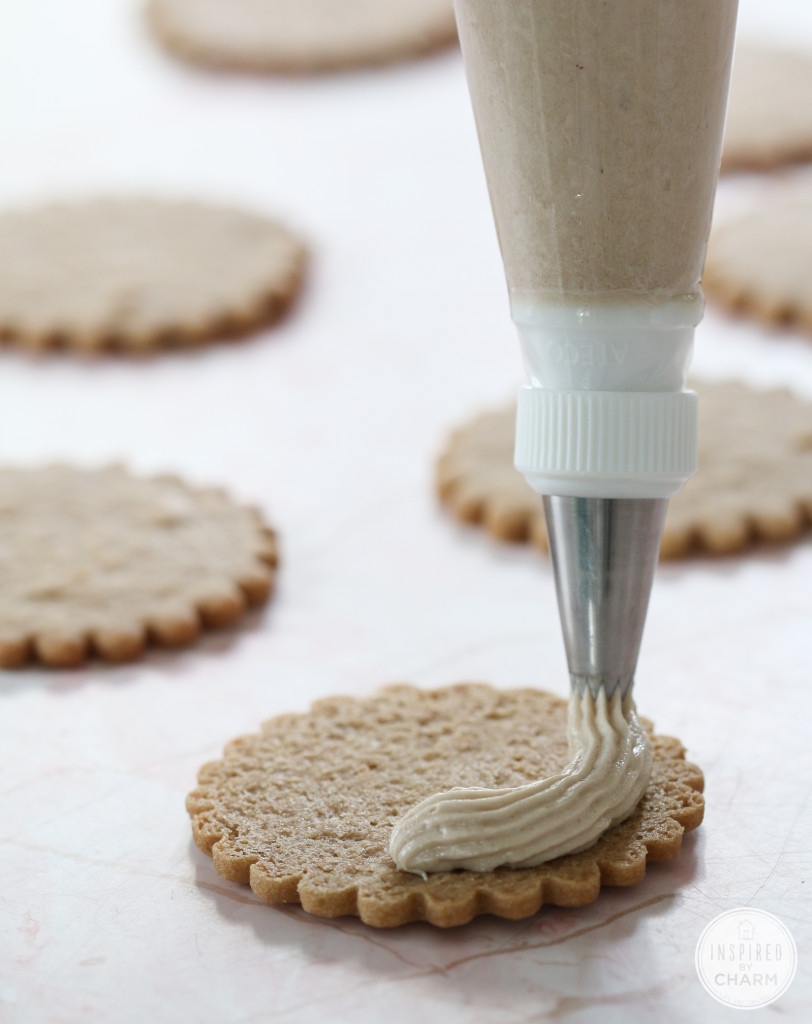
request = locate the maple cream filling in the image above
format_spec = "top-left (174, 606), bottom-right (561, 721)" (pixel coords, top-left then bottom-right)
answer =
top-left (390, 689), bottom-right (652, 875)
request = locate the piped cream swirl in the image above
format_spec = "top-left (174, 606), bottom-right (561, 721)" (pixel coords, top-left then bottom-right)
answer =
top-left (390, 689), bottom-right (652, 874)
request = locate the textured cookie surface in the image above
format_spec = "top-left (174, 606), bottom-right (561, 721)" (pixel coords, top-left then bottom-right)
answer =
top-left (187, 684), bottom-right (704, 928)
top-left (147, 0), bottom-right (457, 74)
top-left (436, 380), bottom-right (812, 558)
top-left (0, 199), bottom-right (306, 353)
top-left (704, 195), bottom-right (812, 336)
top-left (722, 45), bottom-right (812, 172)
top-left (0, 465), bottom-right (277, 667)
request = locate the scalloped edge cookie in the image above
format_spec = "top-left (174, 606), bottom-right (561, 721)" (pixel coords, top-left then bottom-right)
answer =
top-left (0, 464), bottom-right (278, 668)
top-left (187, 684), bottom-right (704, 928)
top-left (704, 194), bottom-right (812, 337)
top-left (436, 380), bottom-right (812, 559)
top-left (0, 198), bottom-right (306, 354)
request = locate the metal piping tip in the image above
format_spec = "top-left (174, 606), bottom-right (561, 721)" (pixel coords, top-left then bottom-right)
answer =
top-left (542, 496), bottom-right (668, 699)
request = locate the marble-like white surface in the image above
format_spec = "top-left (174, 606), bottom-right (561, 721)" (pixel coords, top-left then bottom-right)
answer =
top-left (1, 2), bottom-right (810, 1021)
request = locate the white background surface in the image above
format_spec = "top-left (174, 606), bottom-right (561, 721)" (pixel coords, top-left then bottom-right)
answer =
top-left (1, 1), bottom-right (810, 1021)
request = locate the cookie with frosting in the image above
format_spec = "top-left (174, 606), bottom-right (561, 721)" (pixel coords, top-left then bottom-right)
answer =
top-left (187, 684), bottom-right (704, 928)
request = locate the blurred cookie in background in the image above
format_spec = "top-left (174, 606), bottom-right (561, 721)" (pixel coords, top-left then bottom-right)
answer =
top-left (704, 190), bottom-right (812, 336)
top-left (722, 44), bottom-right (812, 172)
top-left (0, 198), bottom-right (307, 355)
top-left (436, 380), bottom-right (812, 559)
top-left (146, 0), bottom-right (458, 75)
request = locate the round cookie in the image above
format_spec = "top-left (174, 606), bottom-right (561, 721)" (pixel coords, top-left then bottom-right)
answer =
top-left (187, 684), bottom-right (704, 928)
top-left (146, 0), bottom-right (458, 75)
top-left (0, 199), bottom-right (306, 353)
top-left (722, 45), bottom-right (812, 173)
top-left (704, 194), bottom-right (812, 336)
top-left (0, 465), bottom-right (278, 667)
top-left (436, 380), bottom-right (812, 558)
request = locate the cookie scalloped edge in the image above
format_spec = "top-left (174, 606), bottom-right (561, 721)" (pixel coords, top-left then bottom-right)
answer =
top-left (0, 467), bottom-right (279, 669)
top-left (187, 685), bottom-right (705, 928)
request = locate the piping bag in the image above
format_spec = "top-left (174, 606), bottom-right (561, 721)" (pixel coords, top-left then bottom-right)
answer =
top-left (390, 1), bottom-right (738, 874)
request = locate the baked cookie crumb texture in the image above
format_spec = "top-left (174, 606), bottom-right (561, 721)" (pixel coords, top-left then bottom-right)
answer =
top-left (436, 380), bottom-right (812, 559)
top-left (0, 465), bottom-right (278, 667)
top-left (187, 684), bottom-right (704, 928)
